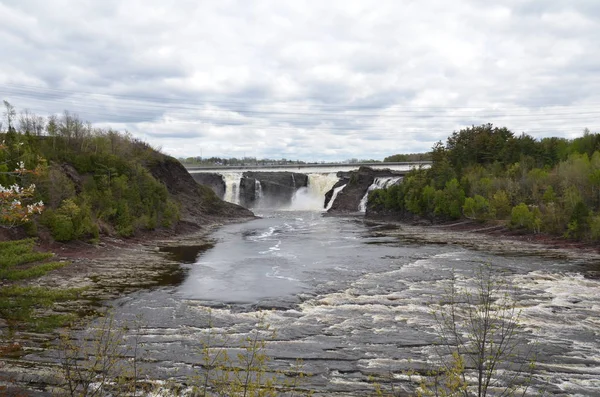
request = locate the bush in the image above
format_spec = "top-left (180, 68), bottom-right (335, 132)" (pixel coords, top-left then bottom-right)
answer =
top-left (49, 213), bottom-right (75, 242)
top-left (510, 203), bottom-right (541, 232)
top-left (463, 195), bottom-right (492, 222)
top-left (566, 201), bottom-right (590, 239)
top-left (490, 190), bottom-right (511, 219)
top-left (419, 265), bottom-right (537, 397)
top-left (434, 178), bottom-right (465, 219)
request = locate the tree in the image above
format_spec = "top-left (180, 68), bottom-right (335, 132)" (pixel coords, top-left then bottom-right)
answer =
top-left (3, 100), bottom-right (16, 130)
top-left (420, 265), bottom-right (536, 397)
top-left (509, 203), bottom-right (540, 233)
top-left (0, 142), bottom-right (44, 228)
top-left (463, 195), bottom-right (492, 222)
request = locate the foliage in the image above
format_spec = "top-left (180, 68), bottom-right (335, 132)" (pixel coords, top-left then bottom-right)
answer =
top-left (57, 311), bottom-right (146, 397)
top-left (383, 153), bottom-right (432, 162)
top-left (1, 102), bottom-right (181, 241)
top-left (0, 160), bottom-right (45, 227)
top-left (0, 239), bottom-right (78, 331)
top-left (367, 124), bottom-right (600, 241)
top-left (418, 265), bottom-right (536, 397)
top-left (463, 195), bottom-right (492, 222)
top-left (55, 310), bottom-right (312, 397)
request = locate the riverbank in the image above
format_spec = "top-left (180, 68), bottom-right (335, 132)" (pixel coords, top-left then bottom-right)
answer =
top-left (3, 213), bottom-right (600, 395)
top-left (0, 216), bottom-right (255, 395)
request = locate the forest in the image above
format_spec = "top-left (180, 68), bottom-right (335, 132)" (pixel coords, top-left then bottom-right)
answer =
top-left (368, 124), bottom-right (600, 241)
top-left (0, 101), bottom-right (180, 242)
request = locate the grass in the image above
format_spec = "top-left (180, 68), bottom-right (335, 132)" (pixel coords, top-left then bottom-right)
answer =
top-left (0, 239), bottom-right (53, 268)
top-left (0, 239), bottom-right (80, 332)
top-left (0, 261), bottom-right (67, 280)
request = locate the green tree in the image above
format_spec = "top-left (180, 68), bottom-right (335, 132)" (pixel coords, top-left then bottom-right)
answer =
top-left (463, 195), bottom-right (492, 222)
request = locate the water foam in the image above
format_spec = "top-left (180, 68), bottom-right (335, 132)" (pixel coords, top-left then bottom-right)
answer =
top-left (288, 173), bottom-right (339, 211)
top-left (221, 172), bottom-right (243, 204)
top-left (326, 184), bottom-right (347, 211)
top-left (358, 176), bottom-right (403, 212)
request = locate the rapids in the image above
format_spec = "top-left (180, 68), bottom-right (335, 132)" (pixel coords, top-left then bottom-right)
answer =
top-left (54, 211), bottom-right (600, 395)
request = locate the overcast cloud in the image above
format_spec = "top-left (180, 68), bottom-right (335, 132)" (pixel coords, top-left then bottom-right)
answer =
top-left (1, 0), bottom-right (599, 161)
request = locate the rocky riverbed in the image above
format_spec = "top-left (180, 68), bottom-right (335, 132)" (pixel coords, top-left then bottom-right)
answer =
top-left (2, 215), bottom-right (600, 395)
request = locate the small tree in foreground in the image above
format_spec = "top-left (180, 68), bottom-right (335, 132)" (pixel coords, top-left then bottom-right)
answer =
top-left (418, 265), bottom-right (537, 397)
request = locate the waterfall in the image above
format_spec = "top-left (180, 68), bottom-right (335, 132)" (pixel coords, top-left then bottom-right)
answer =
top-left (291, 174), bottom-right (296, 188)
top-left (254, 179), bottom-right (263, 206)
top-left (222, 172), bottom-right (243, 204)
top-left (289, 173), bottom-right (339, 211)
top-left (358, 176), bottom-right (402, 212)
top-left (307, 173), bottom-right (339, 199)
top-left (326, 184), bottom-right (347, 211)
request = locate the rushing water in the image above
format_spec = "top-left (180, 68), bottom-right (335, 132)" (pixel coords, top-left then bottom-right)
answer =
top-left (77, 211), bottom-right (600, 395)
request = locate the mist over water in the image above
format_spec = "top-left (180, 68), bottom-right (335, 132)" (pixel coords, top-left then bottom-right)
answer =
top-left (67, 210), bottom-right (600, 395)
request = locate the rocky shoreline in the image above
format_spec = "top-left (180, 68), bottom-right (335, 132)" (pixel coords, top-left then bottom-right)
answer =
top-left (365, 218), bottom-right (600, 274)
top-left (0, 218), bottom-right (254, 395)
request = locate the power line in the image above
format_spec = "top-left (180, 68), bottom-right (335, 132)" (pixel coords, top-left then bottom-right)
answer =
top-left (1, 84), bottom-right (597, 138)
top-left (3, 82), bottom-right (600, 116)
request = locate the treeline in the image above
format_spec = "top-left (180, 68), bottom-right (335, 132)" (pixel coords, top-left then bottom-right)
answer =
top-left (383, 152), bottom-right (432, 162)
top-left (1, 101), bottom-right (180, 241)
top-left (368, 124), bottom-right (600, 241)
top-left (180, 156), bottom-right (307, 166)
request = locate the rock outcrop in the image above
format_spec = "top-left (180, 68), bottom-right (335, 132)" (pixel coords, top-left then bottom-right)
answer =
top-left (191, 172), bottom-right (226, 199)
top-left (148, 156), bottom-right (254, 224)
top-left (326, 167), bottom-right (403, 213)
top-left (239, 171), bottom-right (308, 207)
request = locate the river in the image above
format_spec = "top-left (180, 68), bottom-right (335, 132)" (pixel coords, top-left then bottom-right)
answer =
top-left (82, 210), bottom-right (599, 395)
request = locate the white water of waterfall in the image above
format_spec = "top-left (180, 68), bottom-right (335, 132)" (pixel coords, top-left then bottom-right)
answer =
top-left (289, 173), bottom-right (339, 211)
top-left (254, 179), bottom-right (263, 206)
top-left (326, 184), bottom-right (347, 211)
top-left (222, 172), bottom-right (243, 204)
top-left (358, 176), bottom-right (403, 212)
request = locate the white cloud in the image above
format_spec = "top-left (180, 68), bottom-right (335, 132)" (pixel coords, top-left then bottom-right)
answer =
top-left (1, 0), bottom-right (599, 161)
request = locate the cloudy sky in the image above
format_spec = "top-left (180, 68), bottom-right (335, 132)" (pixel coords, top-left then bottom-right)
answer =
top-left (1, 1), bottom-right (599, 161)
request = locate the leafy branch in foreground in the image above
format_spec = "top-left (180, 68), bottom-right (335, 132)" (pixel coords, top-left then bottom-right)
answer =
top-left (418, 265), bottom-right (537, 397)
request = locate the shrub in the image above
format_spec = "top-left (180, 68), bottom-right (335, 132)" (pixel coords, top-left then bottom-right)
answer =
top-left (463, 195), bottom-right (492, 222)
top-left (509, 203), bottom-right (540, 232)
top-left (490, 190), bottom-right (511, 219)
top-left (419, 265), bottom-right (537, 397)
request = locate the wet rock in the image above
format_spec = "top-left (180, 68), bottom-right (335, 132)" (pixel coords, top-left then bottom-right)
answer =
top-left (566, 297), bottom-right (583, 304)
top-left (191, 172), bottom-right (226, 199)
top-left (326, 167), bottom-right (402, 213)
top-left (239, 171), bottom-right (308, 207)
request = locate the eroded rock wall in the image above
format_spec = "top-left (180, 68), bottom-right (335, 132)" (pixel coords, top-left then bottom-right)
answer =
top-left (326, 167), bottom-right (403, 213)
top-left (240, 171), bottom-right (308, 207)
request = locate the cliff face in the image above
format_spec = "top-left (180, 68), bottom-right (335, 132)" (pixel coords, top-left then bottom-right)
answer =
top-left (239, 171), bottom-right (308, 208)
top-left (148, 157), bottom-right (254, 225)
top-left (326, 167), bottom-right (403, 213)
top-left (191, 172), bottom-right (226, 199)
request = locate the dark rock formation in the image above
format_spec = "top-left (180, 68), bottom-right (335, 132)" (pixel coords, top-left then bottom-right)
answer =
top-left (239, 176), bottom-right (258, 208)
top-left (147, 156), bottom-right (254, 224)
top-left (61, 163), bottom-right (83, 194)
top-left (191, 172), bottom-right (226, 199)
top-left (324, 177), bottom-right (349, 209)
top-left (326, 167), bottom-right (403, 213)
top-left (239, 171), bottom-right (308, 207)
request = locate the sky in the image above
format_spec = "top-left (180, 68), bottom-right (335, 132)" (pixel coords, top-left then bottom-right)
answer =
top-left (1, 0), bottom-right (599, 162)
